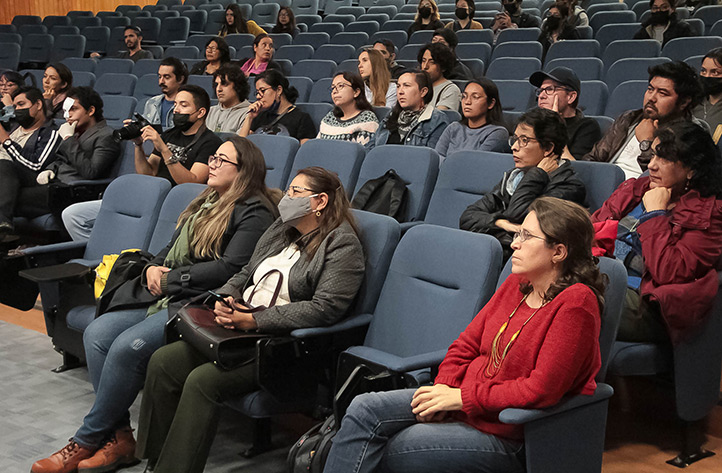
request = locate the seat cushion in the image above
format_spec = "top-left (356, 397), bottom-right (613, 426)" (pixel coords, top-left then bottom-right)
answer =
top-left (66, 305), bottom-right (97, 332)
top-left (608, 341), bottom-right (672, 377)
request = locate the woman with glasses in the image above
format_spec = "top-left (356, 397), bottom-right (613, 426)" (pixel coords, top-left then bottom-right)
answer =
top-left (31, 136), bottom-right (278, 473)
top-left (318, 72), bottom-right (380, 151)
top-left (136, 166), bottom-right (366, 473)
top-left (460, 107), bottom-right (586, 261)
top-left (272, 6), bottom-right (300, 38)
top-left (190, 37), bottom-right (232, 76)
top-left (239, 34), bottom-right (282, 78)
top-left (538, 2), bottom-right (579, 59)
top-left (591, 121), bottom-right (722, 345)
top-left (238, 69), bottom-right (316, 144)
top-left (324, 196), bottom-right (606, 473)
top-left (435, 78), bottom-right (509, 158)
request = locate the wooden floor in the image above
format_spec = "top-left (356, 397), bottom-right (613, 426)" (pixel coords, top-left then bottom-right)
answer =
top-left (2, 303), bottom-right (722, 472)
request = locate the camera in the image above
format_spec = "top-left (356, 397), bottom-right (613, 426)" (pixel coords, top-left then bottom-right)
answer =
top-left (113, 113), bottom-right (151, 142)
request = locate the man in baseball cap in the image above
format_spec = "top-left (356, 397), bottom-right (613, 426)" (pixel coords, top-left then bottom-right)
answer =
top-left (529, 66), bottom-right (601, 159)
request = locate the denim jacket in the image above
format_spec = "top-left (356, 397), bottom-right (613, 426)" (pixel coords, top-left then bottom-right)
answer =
top-left (375, 105), bottom-right (450, 148)
top-left (143, 94), bottom-right (175, 131)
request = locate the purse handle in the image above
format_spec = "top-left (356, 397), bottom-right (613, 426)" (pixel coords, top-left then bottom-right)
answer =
top-left (231, 269), bottom-right (284, 313)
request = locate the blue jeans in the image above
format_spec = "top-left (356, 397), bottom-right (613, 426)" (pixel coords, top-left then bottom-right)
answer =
top-left (73, 308), bottom-right (168, 449)
top-left (323, 389), bottom-right (526, 473)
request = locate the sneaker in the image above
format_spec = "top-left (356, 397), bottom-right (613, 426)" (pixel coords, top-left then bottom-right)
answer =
top-left (77, 427), bottom-right (139, 473)
top-left (31, 440), bottom-right (95, 473)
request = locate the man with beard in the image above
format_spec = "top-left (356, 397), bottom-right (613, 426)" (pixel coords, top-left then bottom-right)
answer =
top-left (583, 61), bottom-right (703, 179)
top-left (633, 0), bottom-right (695, 47)
top-left (693, 47), bottom-right (722, 144)
top-left (143, 57), bottom-right (188, 131)
top-left (92, 26), bottom-right (153, 62)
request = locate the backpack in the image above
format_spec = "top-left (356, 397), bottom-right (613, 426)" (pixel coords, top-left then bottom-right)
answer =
top-left (287, 415), bottom-right (337, 473)
top-left (351, 169), bottom-right (408, 222)
top-left (95, 249), bottom-right (154, 316)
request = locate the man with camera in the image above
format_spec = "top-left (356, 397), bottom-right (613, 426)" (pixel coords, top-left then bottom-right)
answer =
top-left (62, 85), bottom-right (220, 241)
top-left (143, 57), bottom-right (188, 131)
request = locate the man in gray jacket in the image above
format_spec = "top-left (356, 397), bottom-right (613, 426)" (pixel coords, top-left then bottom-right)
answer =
top-left (143, 57), bottom-right (188, 131)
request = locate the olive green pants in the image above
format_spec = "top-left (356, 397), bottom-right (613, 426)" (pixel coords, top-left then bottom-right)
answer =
top-left (136, 341), bottom-right (256, 473)
top-left (617, 288), bottom-right (669, 343)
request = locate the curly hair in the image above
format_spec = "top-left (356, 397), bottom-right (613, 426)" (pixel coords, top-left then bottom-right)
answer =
top-left (417, 42), bottom-right (455, 79)
top-left (516, 107), bottom-right (567, 156)
top-left (213, 63), bottom-right (250, 102)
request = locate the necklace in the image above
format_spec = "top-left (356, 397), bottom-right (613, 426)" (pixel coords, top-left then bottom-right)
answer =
top-left (484, 293), bottom-right (547, 378)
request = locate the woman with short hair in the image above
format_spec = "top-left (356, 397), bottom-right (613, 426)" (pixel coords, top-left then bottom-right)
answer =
top-left (239, 34), bottom-right (282, 77)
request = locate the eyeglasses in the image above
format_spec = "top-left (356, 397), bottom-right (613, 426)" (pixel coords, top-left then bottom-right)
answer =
top-left (508, 135), bottom-right (540, 148)
top-left (285, 185), bottom-right (317, 197)
top-left (206, 46), bottom-right (219, 51)
top-left (461, 93), bottom-right (487, 101)
top-left (512, 229), bottom-right (547, 243)
top-left (256, 86), bottom-right (274, 97)
top-left (535, 85), bottom-right (572, 97)
top-left (208, 154), bottom-right (239, 168)
top-left (330, 83), bottom-right (351, 93)
top-left (650, 5), bottom-right (671, 11)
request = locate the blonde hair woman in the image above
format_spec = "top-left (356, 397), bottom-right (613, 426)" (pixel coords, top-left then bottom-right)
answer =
top-left (358, 49), bottom-right (397, 108)
top-left (409, 0), bottom-right (444, 35)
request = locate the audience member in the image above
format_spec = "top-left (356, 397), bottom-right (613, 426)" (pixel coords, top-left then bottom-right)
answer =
top-left (272, 6), bottom-right (300, 37)
top-left (190, 37), bottom-right (231, 76)
top-left (591, 121), bottom-right (722, 345)
top-left (633, 0), bottom-right (695, 46)
top-left (445, 0), bottom-right (483, 31)
top-left (530, 67), bottom-right (601, 159)
top-left (409, 0), bottom-right (445, 35)
top-left (144, 57), bottom-right (189, 131)
top-left (136, 85), bottom-right (220, 186)
top-left (358, 49), bottom-right (397, 108)
top-left (418, 43), bottom-right (462, 111)
top-left (318, 72), bottom-right (380, 152)
top-left (436, 78), bottom-right (509, 157)
top-left (239, 34), bottom-right (282, 77)
top-left (219, 3), bottom-right (266, 37)
top-left (43, 63), bottom-right (72, 121)
top-left (373, 39), bottom-right (406, 80)
top-left (238, 69), bottom-right (317, 144)
top-left (207, 65), bottom-right (251, 134)
top-left (693, 47), bottom-right (722, 144)
top-left (0, 87), bottom-right (60, 238)
top-left (325, 196), bottom-right (606, 473)
top-left (558, 0), bottom-right (588, 27)
top-left (538, 2), bottom-right (580, 58)
top-left (460, 108), bottom-right (586, 260)
top-left (583, 61), bottom-right (702, 179)
top-left (376, 70), bottom-right (450, 148)
top-left (31, 136), bottom-right (278, 473)
top-left (136, 167), bottom-right (366, 473)
top-left (0, 71), bottom-right (25, 131)
top-left (491, 0), bottom-right (541, 41)
top-left (431, 29), bottom-right (473, 80)
top-left (91, 25), bottom-right (152, 62)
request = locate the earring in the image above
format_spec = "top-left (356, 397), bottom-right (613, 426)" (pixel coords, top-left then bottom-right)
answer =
top-left (685, 178), bottom-right (690, 193)
top-left (316, 210), bottom-right (322, 217)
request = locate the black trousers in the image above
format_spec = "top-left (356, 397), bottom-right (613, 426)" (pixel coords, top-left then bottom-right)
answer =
top-left (0, 160), bottom-right (51, 225)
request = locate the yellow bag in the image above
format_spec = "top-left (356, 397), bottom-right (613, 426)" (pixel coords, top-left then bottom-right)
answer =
top-left (93, 249), bottom-right (141, 299)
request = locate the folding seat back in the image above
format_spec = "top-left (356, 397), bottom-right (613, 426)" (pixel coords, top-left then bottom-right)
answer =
top-left (578, 80), bottom-right (609, 117)
top-left (268, 33), bottom-right (293, 49)
top-left (0, 32), bottom-right (22, 44)
top-left (662, 36), bottom-right (722, 62)
top-left (147, 183), bottom-right (207, 255)
top-left (292, 0), bottom-right (321, 16)
top-left (205, 10), bottom-right (226, 34)
top-left (49, 34), bottom-right (86, 63)
top-left (605, 57), bottom-right (669, 93)
top-left (95, 72), bottom-right (138, 96)
top-left (275, 44), bottom-right (315, 63)
top-left (185, 34), bottom-right (217, 52)
top-left (246, 134), bottom-right (300, 189)
top-left (380, 19), bottom-right (414, 32)
top-left (157, 16), bottom-right (190, 46)
top-left (182, 10), bottom-right (208, 34)
top-left (544, 39), bottom-right (600, 65)
top-left (346, 20), bottom-right (380, 36)
top-left (456, 28), bottom-right (493, 45)
top-left (491, 40), bottom-right (543, 62)
top-left (290, 139), bottom-right (365, 198)
top-left (72, 16), bottom-right (101, 30)
top-left (292, 59), bottom-right (337, 81)
top-left (693, 5), bottom-right (722, 34)
top-left (133, 17), bottom-right (162, 43)
top-left (224, 33), bottom-right (255, 51)
top-left (42, 16), bottom-right (71, 30)
top-left (602, 39), bottom-right (660, 74)
top-left (370, 30), bottom-right (408, 49)
top-left (295, 101), bottom-right (332, 127)
top-left (252, 3), bottom-right (281, 25)
top-left (330, 32), bottom-right (369, 49)
top-left (18, 24), bottom-right (48, 37)
top-left (487, 57), bottom-right (542, 80)
top-left (587, 2), bottom-right (628, 18)
top-left (310, 22), bottom-right (345, 37)
top-left (336, 6), bottom-right (366, 18)
top-left (455, 42), bottom-right (492, 65)
top-left (72, 71), bottom-right (96, 88)
top-left (12, 15), bottom-right (42, 28)
top-left (0, 43), bottom-right (21, 71)
top-left (101, 95), bottom-right (139, 129)
top-left (187, 75), bottom-right (215, 98)
top-left (163, 45), bottom-right (200, 59)
top-left (116, 5), bottom-right (141, 16)
top-left (296, 14), bottom-right (323, 29)
top-left (82, 26), bottom-right (111, 55)
top-left (569, 160), bottom-right (625, 212)
top-left (589, 10), bottom-right (637, 33)
top-left (133, 59), bottom-right (162, 81)
top-left (293, 31), bottom-right (331, 49)
top-left (605, 80), bottom-right (649, 119)
top-left (496, 27), bottom-right (541, 44)
top-left (496, 79), bottom-right (536, 112)
top-left (313, 43), bottom-right (355, 63)
top-left (309, 77), bottom-right (334, 104)
top-left (545, 57), bottom-right (603, 81)
top-left (106, 26), bottom-right (126, 55)
top-left (67, 11), bottom-right (93, 21)
top-left (20, 34), bottom-right (54, 64)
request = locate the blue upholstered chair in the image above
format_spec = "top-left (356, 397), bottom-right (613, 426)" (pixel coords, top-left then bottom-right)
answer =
top-left (290, 139), bottom-right (366, 198)
top-left (246, 134), bottom-right (300, 190)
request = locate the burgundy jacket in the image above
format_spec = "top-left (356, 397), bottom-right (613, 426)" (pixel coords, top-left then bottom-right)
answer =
top-left (591, 177), bottom-right (722, 345)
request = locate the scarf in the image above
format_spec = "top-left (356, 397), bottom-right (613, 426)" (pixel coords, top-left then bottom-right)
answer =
top-left (396, 108), bottom-right (423, 141)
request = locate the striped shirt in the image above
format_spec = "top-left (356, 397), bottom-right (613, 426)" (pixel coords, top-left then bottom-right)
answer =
top-left (317, 110), bottom-right (379, 151)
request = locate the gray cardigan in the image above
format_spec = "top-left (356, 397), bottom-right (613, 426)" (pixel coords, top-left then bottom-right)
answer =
top-left (217, 217), bottom-right (365, 332)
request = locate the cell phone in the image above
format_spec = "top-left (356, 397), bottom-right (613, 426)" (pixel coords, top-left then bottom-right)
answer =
top-left (207, 290), bottom-right (231, 308)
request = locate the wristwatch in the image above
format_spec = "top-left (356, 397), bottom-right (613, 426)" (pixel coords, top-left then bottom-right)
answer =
top-left (3, 139), bottom-right (12, 148)
top-left (639, 140), bottom-right (652, 152)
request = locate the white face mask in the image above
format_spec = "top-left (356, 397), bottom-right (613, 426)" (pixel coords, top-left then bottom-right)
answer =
top-left (277, 193), bottom-right (318, 223)
top-left (62, 97), bottom-right (75, 120)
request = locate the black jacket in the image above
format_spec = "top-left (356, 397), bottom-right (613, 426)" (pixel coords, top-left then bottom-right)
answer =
top-left (459, 161), bottom-right (586, 258)
top-left (48, 120), bottom-right (121, 183)
top-left (101, 196), bottom-right (276, 316)
top-left (2, 119), bottom-right (60, 173)
top-left (633, 14), bottom-right (695, 47)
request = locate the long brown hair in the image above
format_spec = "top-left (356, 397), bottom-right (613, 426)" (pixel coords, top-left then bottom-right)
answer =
top-left (521, 197), bottom-right (607, 311)
top-left (362, 49), bottom-right (391, 107)
top-left (295, 166), bottom-right (359, 257)
top-left (177, 136), bottom-right (279, 259)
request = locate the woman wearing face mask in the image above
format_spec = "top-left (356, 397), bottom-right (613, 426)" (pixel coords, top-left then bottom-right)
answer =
top-left (692, 47), bottom-right (722, 142)
top-left (0, 71), bottom-right (25, 131)
top-left (445, 0), bottom-right (483, 31)
top-left (0, 86), bottom-right (61, 239)
top-left (538, 2), bottom-right (580, 59)
top-left (633, 0), bottom-right (694, 47)
top-left (31, 136), bottom-right (279, 473)
top-left (409, 0), bottom-right (445, 35)
top-left (358, 49), bottom-right (397, 108)
top-left (43, 63), bottom-right (73, 120)
top-left (238, 69), bottom-right (316, 144)
top-left (135, 166), bottom-right (365, 473)
top-left (189, 37), bottom-right (232, 76)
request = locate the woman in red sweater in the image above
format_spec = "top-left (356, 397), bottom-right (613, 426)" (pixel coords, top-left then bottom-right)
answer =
top-left (323, 196), bottom-right (607, 473)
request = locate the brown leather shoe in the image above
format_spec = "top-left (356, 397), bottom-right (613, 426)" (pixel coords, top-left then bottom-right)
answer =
top-left (31, 440), bottom-right (95, 473)
top-left (77, 427), bottom-right (139, 473)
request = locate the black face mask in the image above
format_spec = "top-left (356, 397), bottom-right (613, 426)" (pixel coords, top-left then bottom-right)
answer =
top-left (546, 16), bottom-right (561, 30)
top-left (700, 75), bottom-right (722, 97)
top-left (503, 3), bottom-right (517, 14)
top-left (455, 7), bottom-right (469, 20)
top-left (173, 112), bottom-right (195, 131)
top-left (14, 107), bottom-right (34, 128)
top-left (650, 11), bottom-right (670, 25)
top-left (419, 6), bottom-right (432, 18)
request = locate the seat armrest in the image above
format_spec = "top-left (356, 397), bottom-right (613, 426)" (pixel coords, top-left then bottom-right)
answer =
top-left (20, 240), bottom-right (87, 258)
top-left (399, 221), bottom-right (423, 233)
top-left (344, 346), bottom-right (449, 373)
top-left (19, 262), bottom-right (92, 283)
top-left (289, 313), bottom-right (373, 338)
top-left (498, 383), bottom-right (614, 425)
